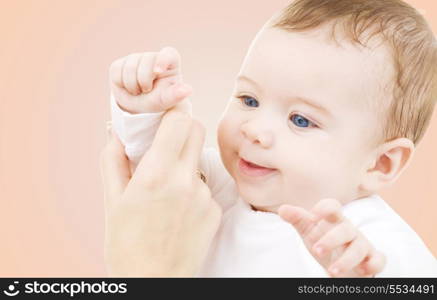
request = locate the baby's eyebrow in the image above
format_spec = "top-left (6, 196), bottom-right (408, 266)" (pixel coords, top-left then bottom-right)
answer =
top-left (236, 75), bottom-right (332, 117)
top-left (292, 95), bottom-right (332, 117)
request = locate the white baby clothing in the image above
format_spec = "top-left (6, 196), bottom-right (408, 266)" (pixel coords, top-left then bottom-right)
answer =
top-left (110, 94), bottom-right (437, 277)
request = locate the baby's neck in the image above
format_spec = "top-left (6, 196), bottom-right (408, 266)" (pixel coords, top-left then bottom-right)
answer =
top-left (250, 204), bottom-right (278, 214)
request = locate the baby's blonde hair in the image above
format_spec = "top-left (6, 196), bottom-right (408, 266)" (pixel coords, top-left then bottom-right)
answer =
top-left (271, 0), bottom-right (437, 144)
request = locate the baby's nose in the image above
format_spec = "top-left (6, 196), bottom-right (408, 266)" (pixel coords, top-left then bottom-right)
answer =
top-left (240, 122), bottom-right (274, 148)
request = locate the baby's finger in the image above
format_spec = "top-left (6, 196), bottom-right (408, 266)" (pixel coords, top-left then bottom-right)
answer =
top-left (278, 205), bottom-right (317, 237)
top-left (141, 108), bottom-right (192, 171)
top-left (304, 219), bottom-right (334, 249)
top-left (137, 52), bottom-right (158, 93)
top-left (122, 53), bottom-right (143, 95)
top-left (109, 56), bottom-right (127, 88)
top-left (154, 46), bottom-right (181, 74)
top-left (180, 119), bottom-right (206, 174)
top-left (313, 220), bottom-right (358, 257)
top-left (328, 236), bottom-right (369, 277)
top-left (312, 198), bottom-right (344, 224)
top-left (356, 250), bottom-right (386, 276)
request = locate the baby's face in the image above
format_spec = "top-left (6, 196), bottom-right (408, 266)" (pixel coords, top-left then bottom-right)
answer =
top-left (217, 25), bottom-right (393, 212)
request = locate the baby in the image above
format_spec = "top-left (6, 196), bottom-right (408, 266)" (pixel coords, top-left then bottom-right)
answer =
top-left (108, 0), bottom-right (437, 276)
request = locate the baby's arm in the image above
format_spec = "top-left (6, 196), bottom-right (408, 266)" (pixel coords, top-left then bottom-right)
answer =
top-left (109, 48), bottom-right (236, 210)
top-left (109, 47), bottom-right (193, 168)
top-left (278, 199), bottom-right (386, 277)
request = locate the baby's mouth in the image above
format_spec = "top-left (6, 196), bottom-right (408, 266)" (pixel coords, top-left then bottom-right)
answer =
top-left (243, 159), bottom-right (266, 168)
top-left (238, 157), bottom-right (277, 177)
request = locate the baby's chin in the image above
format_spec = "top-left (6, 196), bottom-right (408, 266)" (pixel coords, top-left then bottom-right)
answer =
top-left (235, 182), bottom-right (284, 213)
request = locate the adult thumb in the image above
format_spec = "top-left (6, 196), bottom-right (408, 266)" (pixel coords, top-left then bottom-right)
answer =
top-left (160, 83), bottom-right (193, 114)
top-left (100, 127), bottom-right (131, 205)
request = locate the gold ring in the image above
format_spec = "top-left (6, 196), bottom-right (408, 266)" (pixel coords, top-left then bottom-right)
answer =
top-left (196, 169), bottom-right (207, 183)
top-left (106, 121), bottom-right (113, 140)
top-left (106, 120), bottom-right (113, 130)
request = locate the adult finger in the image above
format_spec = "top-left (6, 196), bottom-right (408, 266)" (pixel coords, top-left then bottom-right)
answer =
top-left (312, 198), bottom-right (344, 224)
top-left (180, 118), bottom-right (206, 173)
top-left (154, 46), bottom-right (181, 74)
top-left (100, 129), bottom-right (131, 206)
top-left (160, 82), bottom-right (192, 110)
top-left (278, 205), bottom-right (317, 237)
top-left (139, 108), bottom-right (192, 171)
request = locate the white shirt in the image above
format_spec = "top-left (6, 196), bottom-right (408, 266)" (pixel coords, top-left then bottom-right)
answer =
top-left (110, 94), bottom-right (437, 277)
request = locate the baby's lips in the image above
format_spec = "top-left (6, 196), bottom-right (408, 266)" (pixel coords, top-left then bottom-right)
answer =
top-left (240, 155), bottom-right (276, 170)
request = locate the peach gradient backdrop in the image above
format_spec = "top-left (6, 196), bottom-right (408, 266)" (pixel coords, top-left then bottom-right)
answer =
top-left (0, 0), bottom-right (435, 276)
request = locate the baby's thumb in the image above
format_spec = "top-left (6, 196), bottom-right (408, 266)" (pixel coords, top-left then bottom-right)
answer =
top-left (159, 83), bottom-right (192, 113)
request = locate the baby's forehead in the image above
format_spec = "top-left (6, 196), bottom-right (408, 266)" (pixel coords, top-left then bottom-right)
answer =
top-left (240, 26), bottom-right (394, 115)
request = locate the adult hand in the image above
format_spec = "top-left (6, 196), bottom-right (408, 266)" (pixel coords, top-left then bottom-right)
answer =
top-left (100, 109), bottom-right (222, 277)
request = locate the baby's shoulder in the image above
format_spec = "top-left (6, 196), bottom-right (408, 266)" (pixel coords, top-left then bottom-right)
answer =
top-left (342, 195), bottom-right (405, 228)
top-left (342, 194), bottom-right (422, 241)
top-left (343, 195), bottom-right (437, 276)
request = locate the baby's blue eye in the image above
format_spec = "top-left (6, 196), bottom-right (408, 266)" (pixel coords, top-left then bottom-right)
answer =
top-left (290, 114), bottom-right (314, 128)
top-left (240, 96), bottom-right (259, 107)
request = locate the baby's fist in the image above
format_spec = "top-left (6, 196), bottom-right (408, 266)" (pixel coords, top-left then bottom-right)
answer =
top-left (109, 47), bottom-right (192, 114)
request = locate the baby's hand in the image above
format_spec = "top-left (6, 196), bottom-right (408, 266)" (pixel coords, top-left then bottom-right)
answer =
top-left (278, 199), bottom-right (385, 277)
top-left (109, 47), bottom-right (192, 114)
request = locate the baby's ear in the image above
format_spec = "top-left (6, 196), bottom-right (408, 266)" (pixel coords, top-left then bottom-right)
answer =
top-left (359, 138), bottom-right (415, 193)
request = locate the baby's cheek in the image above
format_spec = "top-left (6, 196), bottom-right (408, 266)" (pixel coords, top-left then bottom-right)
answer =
top-left (217, 117), bottom-right (239, 171)
top-left (217, 113), bottom-right (241, 145)
top-left (283, 171), bottom-right (323, 207)
top-left (280, 154), bottom-right (340, 207)
top-left (304, 158), bottom-right (356, 203)
top-left (217, 118), bottom-right (232, 149)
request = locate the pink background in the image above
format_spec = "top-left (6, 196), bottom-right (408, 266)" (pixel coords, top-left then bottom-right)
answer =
top-left (0, 0), bottom-right (435, 276)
